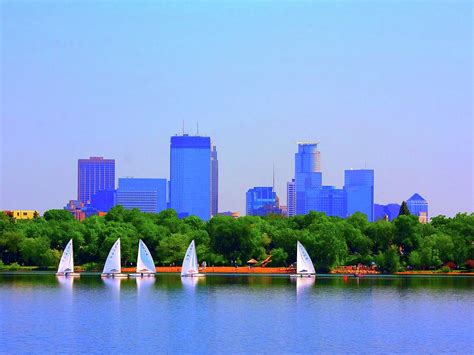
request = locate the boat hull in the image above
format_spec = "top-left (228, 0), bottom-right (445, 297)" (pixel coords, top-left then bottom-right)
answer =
top-left (128, 273), bottom-right (156, 278)
top-left (101, 273), bottom-right (129, 278)
top-left (56, 272), bottom-right (81, 277)
top-left (290, 274), bottom-right (316, 278)
top-left (181, 273), bottom-right (205, 278)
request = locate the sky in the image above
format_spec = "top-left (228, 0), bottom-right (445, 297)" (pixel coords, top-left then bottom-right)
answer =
top-left (1, 0), bottom-right (472, 217)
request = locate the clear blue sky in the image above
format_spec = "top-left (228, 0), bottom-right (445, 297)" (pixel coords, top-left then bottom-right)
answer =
top-left (1, 0), bottom-right (472, 217)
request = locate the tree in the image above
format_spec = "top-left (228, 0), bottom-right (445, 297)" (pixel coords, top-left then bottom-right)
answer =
top-left (399, 201), bottom-right (411, 216)
top-left (43, 209), bottom-right (74, 221)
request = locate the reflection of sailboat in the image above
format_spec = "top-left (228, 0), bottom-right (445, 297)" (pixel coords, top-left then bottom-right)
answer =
top-left (102, 276), bottom-right (122, 290)
top-left (56, 239), bottom-right (80, 277)
top-left (136, 276), bottom-right (155, 290)
top-left (129, 240), bottom-right (156, 278)
top-left (101, 239), bottom-right (128, 278)
top-left (181, 240), bottom-right (204, 277)
top-left (296, 276), bottom-right (315, 294)
top-left (290, 241), bottom-right (316, 278)
top-left (181, 275), bottom-right (199, 288)
top-left (57, 274), bottom-right (75, 288)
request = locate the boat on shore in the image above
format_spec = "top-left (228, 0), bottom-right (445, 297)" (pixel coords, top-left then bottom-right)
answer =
top-left (56, 239), bottom-right (80, 277)
top-left (181, 240), bottom-right (205, 278)
top-left (101, 238), bottom-right (128, 278)
top-left (129, 239), bottom-right (156, 278)
top-left (290, 241), bottom-right (316, 278)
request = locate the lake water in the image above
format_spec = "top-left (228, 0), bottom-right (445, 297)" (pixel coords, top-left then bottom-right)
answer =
top-left (0, 274), bottom-right (473, 354)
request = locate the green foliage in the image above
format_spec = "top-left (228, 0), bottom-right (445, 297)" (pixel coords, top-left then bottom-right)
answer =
top-left (399, 201), bottom-right (411, 216)
top-left (0, 208), bottom-right (471, 273)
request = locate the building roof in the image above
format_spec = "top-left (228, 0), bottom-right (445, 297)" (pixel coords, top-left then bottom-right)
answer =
top-left (407, 193), bottom-right (426, 202)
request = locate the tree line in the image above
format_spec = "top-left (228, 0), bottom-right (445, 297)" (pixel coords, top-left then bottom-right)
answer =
top-left (0, 206), bottom-right (472, 273)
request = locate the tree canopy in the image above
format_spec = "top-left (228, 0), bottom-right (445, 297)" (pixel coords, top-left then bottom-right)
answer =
top-left (0, 208), bottom-right (472, 272)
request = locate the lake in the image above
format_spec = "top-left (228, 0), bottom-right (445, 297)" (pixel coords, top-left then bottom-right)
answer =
top-left (0, 274), bottom-right (473, 354)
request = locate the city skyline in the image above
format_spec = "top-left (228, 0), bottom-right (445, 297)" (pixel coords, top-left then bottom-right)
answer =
top-left (1, 1), bottom-right (472, 216)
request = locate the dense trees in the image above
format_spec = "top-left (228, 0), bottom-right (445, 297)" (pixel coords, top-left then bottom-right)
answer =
top-left (0, 207), bottom-right (472, 272)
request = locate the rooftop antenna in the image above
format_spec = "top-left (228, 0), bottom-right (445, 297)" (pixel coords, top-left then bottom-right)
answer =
top-left (182, 120), bottom-right (185, 135)
top-left (196, 122), bottom-right (200, 136)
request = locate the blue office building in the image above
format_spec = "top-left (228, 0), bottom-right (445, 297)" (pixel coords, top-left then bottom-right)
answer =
top-left (406, 193), bottom-right (428, 218)
top-left (77, 157), bottom-right (115, 204)
top-left (306, 186), bottom-right (346, 218)
top-left (246, 187), bottom-right (281, 216)
top-left (90, 189), bottom-right (116, 212)
top-left (295, 143), bottom-right (322, 215)
top-left (116, 178), bottom-right (167, 213)
top-left (344, 169), bottom-right (374, 222)
top-left (374, 203), bottom-right (400, 221)
top-left (170, 135), bottom-right (211, 220)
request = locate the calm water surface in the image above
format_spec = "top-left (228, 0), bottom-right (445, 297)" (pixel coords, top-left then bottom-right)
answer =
top-left (0, 274), bottom-right (473, 354)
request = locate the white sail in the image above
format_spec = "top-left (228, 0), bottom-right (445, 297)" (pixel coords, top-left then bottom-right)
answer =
top-left (136, 239), bottom-right (156, 273)
top-left (102, 238), bottom-right (121, 274)
top-left (57, 239), bottom-right (74, 274)
top-left (296, 241), bottom-right (316, 274)
top-left (181, 240), bottom-right (199, 276)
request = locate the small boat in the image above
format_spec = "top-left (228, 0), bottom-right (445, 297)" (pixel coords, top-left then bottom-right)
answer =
top-left (101, 238), bottom-right (128, 278)
top-left (290, 241), bottom-right (316, 278)
top-left (181, 240), bottom-right (204, 277)
top-left (56, 239), bottom-right (80, 277)
top-left (129, 239), bottom-right (156, 278)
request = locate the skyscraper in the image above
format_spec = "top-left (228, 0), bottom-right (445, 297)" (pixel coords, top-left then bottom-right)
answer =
top-left (287, 179), bottom-right (296, 217)
top-left (170, 135), bottom-right (212, 220)
top-left (306, 186), bottom-right (346, 218)
top-left (344, 169), bottom-right (374, 222)
top-left (211, 145), bottom-right (218, 217)
top-left (406, 193), bottom-right (429, 220)
top-left (116, 178), bottom-right (167, 213)
top-left (77, 157), bottom-right (115, 204)
top-left (246, 187), bottom-right (281, 216)
top-left (295, 142), bottom-right (322, 215)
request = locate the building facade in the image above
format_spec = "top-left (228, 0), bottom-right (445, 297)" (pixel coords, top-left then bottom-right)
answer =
top-left (116, 178), bottom-right (167, 213)
top-left (306, 186), bottom-right (346, 218)
top-left (211, 145), bottom-right (218, 217)
top-left (170, 135), bottom-right (212, 220)
top-left (295, 142), bottom-right (322, 215)
top-left (374, 203), bottom-right (400, 221)
top-left (246, 187), bottom-right (282, 216)
top-left (407, 193), bottom-right (429, 221)
top-left (77, 157), bottom-right (115, 204)
top-left (90, 189), bottom-right (116, 212)
top-left (3, 210), bottom-right (39, 220)
top-left (344, 169), bottom-right (374, 222)
top-left (286, 179), bottom-right (296, 217)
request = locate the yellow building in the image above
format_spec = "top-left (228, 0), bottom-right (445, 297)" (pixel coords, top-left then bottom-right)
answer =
top-left (5, 210), bottom-right (39, 220)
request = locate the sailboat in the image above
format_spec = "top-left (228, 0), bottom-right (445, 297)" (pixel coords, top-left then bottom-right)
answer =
top-left (101, 238), bottom-right (128, 278)
top-left (129, 239), bottom-right (156, 277)
top-left (290, 241), bottom-right (316, 278)
top-left (180, 240), bottom-right (204, 277)
top-left (56, 239), bottom-right (80, 277)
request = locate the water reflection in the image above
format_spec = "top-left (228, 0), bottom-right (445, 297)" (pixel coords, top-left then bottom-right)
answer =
top-left (181, 276), bottom-right (200, 290)
top-left (56, 276), bottom-right (75, 289)
top-left (136, 276), bottom-right (155, 291)
top-left (102, 277), bottom-right (122, 292)
top-left (296, 276), bottom-right (315, 295)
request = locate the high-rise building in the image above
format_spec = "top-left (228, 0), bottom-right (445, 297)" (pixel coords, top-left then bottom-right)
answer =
top-left (116, 178), bottom-right (167, 213)
top-left (344, 169), bottom-right (374, 222)
top-left (295, 142), bottom-right (322, 215)
top-left (90, 189), bottom-right (116, 212)
top-left (287, 179), bottom-right (296, 217)
top-left (170, 135), bottom-right (212, 220)
top-left (77, 157), bottom-right (115, 204)
top-left (211, 145), bottom-right (218, 217)
top-left (306, 186), bottom-right (346, 218)
top-left (406, 193), bottom-right (429, 220)
top-left (246, 187), bottom-right (282, 216)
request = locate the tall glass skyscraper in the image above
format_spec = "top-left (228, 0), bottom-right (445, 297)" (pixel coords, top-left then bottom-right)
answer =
top-left (211, 145), bottom-right (218, 217)
top-left (344, 169), bottom-right (374, 222)
top-left (170, 135), bottom-right (211, 220)
top-left (286, 179), bottom-right (296, 217)
top-left (77, 157), bottom-right (115, 204)
top-left (295, 142), bottom-right (322, 215)
top-left (116, 178), bottom-right (167, 213)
